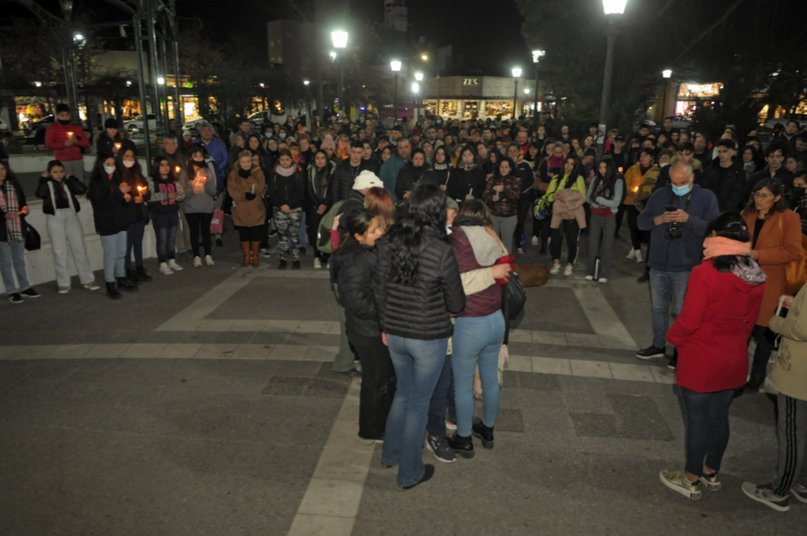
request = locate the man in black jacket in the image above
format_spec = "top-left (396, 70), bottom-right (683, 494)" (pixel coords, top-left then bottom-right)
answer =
top-left (746, 144), bottom-right (796, 201)
top-left (332, 140), bottom-right (371, 202)
top-left (702, 139), bottom-right (745, 212)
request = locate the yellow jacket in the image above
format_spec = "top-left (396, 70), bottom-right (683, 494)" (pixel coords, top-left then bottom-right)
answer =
top-left (623, 163), bottom-right (659, 207)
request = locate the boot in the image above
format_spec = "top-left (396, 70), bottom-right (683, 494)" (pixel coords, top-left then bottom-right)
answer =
top-left (126, 267), bottom-right (140, 282)
top-left (240, 242), bottom-right (250, 268)
top-left (116, 277), bottom-right (138, 292)
top-left (250, 242), bottom-right (261, 268)
top-left (472, 419), bottom-right (495, 449)
top-left (105, 282), bottom-right (122, 300)
top-left (136, 266), bottom-right (153, 282)
top-left (447, 434), bottom-right (475, 458)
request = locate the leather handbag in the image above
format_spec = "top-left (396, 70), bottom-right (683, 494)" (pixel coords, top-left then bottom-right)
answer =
top-left (23, 220), bottom-right (41, 251)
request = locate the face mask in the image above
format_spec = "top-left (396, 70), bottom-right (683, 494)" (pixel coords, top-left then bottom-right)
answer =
top-left (103, 165), bottom-right (116, 174)
top-left (57, 119), bottom-right (70, 125)
top-left (279, 132), bottom-right (287, 140)
top-left (672, 184), bottom-right (691, 197)
top-left (122, 160), bottom-right (135, 168)
top-left (192, 160), bottom-right (205, 167)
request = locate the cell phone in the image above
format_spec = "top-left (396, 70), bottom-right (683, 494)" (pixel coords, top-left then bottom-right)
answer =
top-left (776, 295), bottom-right (789, 318)
top-left (665, 205), bottom-right (677, 212)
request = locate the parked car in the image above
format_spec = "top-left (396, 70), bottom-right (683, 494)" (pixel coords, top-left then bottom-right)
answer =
top-left (23, 114), bottom-right (54, 145)
top-left (764, 114), bottom-right (807, 132)
top-left (123, 114), bottom-right (157, 133)
top-left (0, 117), bottom-right (8, 132)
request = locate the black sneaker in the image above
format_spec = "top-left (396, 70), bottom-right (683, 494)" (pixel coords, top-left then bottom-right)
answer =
top-left (20, 288), bottom-right (40, 298)
top-left (425, 435), bottom-right (457, 463)
top-left (472, 419), bottom-right (495, 449)
top-left (278, 259), bottom-right (288, 270)
top-left (637, 272), bottom-right (650, 283)
top-left (636, 345), bottom-right (665, 360)
top-left (116, 277), bottom-right (138, 291)
top-left (105, 282), bottom-right (122, 300)
top-left (136, 266), bottom-right (153, 282)
top-left (216, 238), bottom-right (223, 247)
top-left (292, 260), bottom-right (301, 270)
top-left (447, 434), bottom-right (475, 459)
top-left (402, 464), bottom-right (435, 490)
top-left (8, 293), bottom-right (23, 304)
top-left (667, 350), bottom-right (678, 370)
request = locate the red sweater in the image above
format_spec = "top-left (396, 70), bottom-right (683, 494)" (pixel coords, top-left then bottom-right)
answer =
top-left (45, 121), bottom-right (89, 161)
top-left (450, 226), bottom-right (502, 317)
top-left (667, 259), bottom-right (764, 393)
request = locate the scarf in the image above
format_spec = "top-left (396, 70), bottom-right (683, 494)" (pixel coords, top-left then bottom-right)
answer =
top-left (703, 237), bottom-right (752, 259)
top-left (275, 164), bottom-right (295, 177)
top-left (0, 181), bottom-right (24, 242)
top-left (238, 168), bottom-right (251, 178)
top-left (433, 162), bottom-right (448, 171)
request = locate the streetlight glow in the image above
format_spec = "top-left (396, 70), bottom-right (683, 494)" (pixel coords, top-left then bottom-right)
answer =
top-left (414, 71), bottom-right (424, 81)
top-left (303, 79), bottom-right (310, 86)
top-left (524, 88), bottom-right (530, 95)
top-left (331, 30), bottom-right (348, 49)
top-left (390, 60), bottom-right (402, 72)
top-left (125, 80), bottom-right (132, 87)
top-left (662, 68), bottom-right (673, 79)
top-left (420, 53), bottom-right (429, 62)
top-left (157, 76), bottom-right (166, 85)
top-left (34, 81), bottom-right (42, 88)
top-left (512, 66), bottom-right (522, 78)
top-left (73, 32), bottom-right (85, 43)
top-left (602, 0), bottom-right (628, 15)
top-left (411, 82), bottom-right (420, 94)
top-left (329, 50), bottom-right (337, 61)
top-left (532, 49), bottom-right (546, 64)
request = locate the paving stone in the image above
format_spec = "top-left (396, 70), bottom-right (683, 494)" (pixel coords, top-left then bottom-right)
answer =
top-left (495, 408), bottom-right (524, 433)
top-left (261, 376), bottom-right (309, 396)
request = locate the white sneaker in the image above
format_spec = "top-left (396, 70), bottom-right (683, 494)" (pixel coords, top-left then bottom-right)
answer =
top-left (159, 262), bottom-right (174, 275)
top-left (584, 275), bottom-right (594, 281)
top-left (550, 263), bottom-right (561, 275)
top-left (563, 264), bottom-right (574, 277)
top-left (313, 257), bottom-right (322, 269)
top-left (598, 278), bottom-right (608, 284)
top-left (58, 287), bottom-right (71, 294)
top-left (626, 249), bottom-right (636, 260)
top-left (193, 256), bottom-right (203, 267)
top-left (205, 255), bottom-right (215, 266)
top-left (531, 236), bottom-right (539, 246)
top-left (168, 259), bottom-right (183, 271)
top-left (83, 282), bottom-right (100, 291)
top-left (635, 250), bottom-right (644, 263)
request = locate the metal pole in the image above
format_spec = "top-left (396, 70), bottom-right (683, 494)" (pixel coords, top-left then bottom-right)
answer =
top-left (60, 47), bottom-right (77, 114)
top-left (597, 20), bottom-right (617, 147)
top-left (338, 61), bottom-right (344, 120)
top-left (160, 36), bottom-right (172, 129)
top-left (533, 65), bottom-right (539, 130)
top-left (172, 38), bottom-right (182, 126)
top-left (145, 0), bottom-right (163, 134)
top-left (133, 13), bottom-right (151, 164)
top-left (316, 61), bottom-right (324, 127)
top-left (513, 79), bottom-right (518, 121)
top-left (393, 73), bottom-right (397, 122)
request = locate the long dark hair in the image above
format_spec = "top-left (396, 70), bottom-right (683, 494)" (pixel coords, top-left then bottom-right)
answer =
top-left (91, 153), bottom-right (119, 182)
top-left (707, 212), bottom-right (752, 272)
top-left (341, 208), bottom-right (375, 249)
top-left (562, 156), bottom-right (581, 188)
top-left (385, 184), bottom-right (447, 285)
top-left (594, 157), bottom-right (617, 197)
top-left (151, 156), bottom-right (174, 181)
top-left (744, 177), bottom-right (787, 216)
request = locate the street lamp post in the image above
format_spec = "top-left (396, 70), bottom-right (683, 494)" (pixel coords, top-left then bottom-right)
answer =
top-left (531, 49), bottom-right (545, 130)
top-left (411, 82), bottom-right (420, 122)
top-left (414, 71), bottom-right (423, 122)
top-left (597, 0), bottom-right (628, 147)
top-left (390, 59), bottom-right (402, 122)
top-left (511, 66), bottom-right (522, 121)
top-left (661, 68), bottom-right (672, 119)
top-left (331, 30), bottom-right (348, 119)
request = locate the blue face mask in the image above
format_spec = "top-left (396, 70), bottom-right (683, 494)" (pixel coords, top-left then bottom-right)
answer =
top-left (672, 184), bottom-right (691, 197)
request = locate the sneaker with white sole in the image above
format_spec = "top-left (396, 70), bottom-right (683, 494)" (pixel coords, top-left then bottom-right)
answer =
top-left (58, 287), bottom-right (71, 294)
top-left (563, 264), bottom-right (573, 277)
top-left (598, 278), bottom-right (608, 284)
top-left (660, 470), bottom-right (702, 500)
top-left (426, 435), bottom-right (457, 463)
top-left (700, 472), bottom-right (721, 491)
top-left (584, 275), bottom-right (594, 281)
top-left (531, 236), bottom-right (539, 246)
top-left (791, 483), bottom-right (807, 503)
top-left (626, 249), bottom-right (637, 260)
top-left (741, 482), bottom-right (790, 512)
top-left (167, 259), bottom-right (183, 271)
top-left (636, 345), bottom-right (666, 359)
top-left (550, 264), bottom-right (561, 275)
top-left (313, 257), bottom-right (322, 269)
top-left (159, 262), bottom-right (174, 275)
top-left (193, 256), bottom-right (203, 267)
top-left (445, 419), bottom-right (457, 432)
top-left (635, 250), bottom-right (644, 263)
top-left (205, 255), bottom-right (215, 266)
top-left (83, 282), bottom-right (100, 291)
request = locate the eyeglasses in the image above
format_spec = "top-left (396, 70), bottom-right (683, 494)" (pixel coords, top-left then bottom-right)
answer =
top-left (753, 192), bottom-right (774, 199)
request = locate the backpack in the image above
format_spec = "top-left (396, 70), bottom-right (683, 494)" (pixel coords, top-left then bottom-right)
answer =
top-left (317, 200), bottom-right (345, 255)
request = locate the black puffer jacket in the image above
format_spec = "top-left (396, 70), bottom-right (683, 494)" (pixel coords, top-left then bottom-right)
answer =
top-left (87, 171), bottom-right (129, 236)
top-left (35, 175), bottom-right (87, 215)
top-left (331, 159), bottom-right (371, 202)
top-left (373, 227), bottom-right (465, 340)
top-left (446, 166), bottom-right (485, 204)
top-left (330, 240), bottom-right (380, 339)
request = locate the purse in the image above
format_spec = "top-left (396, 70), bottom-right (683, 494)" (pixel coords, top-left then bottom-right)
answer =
top-left (210, 209), bottom-right (224, 235)
top-left (24, 220), bottom-right (41, 251)
top-left (502, 271), bottom-right (527, 321)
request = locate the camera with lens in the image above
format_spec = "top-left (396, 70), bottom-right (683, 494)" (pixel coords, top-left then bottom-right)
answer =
top-left (665, 222), bottom-right (682, 240)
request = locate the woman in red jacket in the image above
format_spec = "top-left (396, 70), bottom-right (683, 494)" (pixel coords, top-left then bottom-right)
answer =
top-left (659, 212), bottom-right (766, 501)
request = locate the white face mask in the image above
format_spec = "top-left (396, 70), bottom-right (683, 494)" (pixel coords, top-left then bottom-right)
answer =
top-left (103, 165), bottom-right (116, 174)
top-left (122, 160), bottom-right (135, 168)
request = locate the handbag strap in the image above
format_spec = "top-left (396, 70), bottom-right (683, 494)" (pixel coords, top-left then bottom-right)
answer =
top-left (48, 180), bottom-right (75, 212)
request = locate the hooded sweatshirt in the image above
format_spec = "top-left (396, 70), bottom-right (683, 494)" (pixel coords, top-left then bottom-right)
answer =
top-left (450, 218), bottom-right (505, 317)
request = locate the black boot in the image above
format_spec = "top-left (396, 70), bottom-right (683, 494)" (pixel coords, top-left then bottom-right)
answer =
top-left (447, 434), bottom-right (475, 458)
top-left (105, 282), bottom-right (122, 300)
top-left (136, 266), bottom-right (153, 282)
top-left (278, 259), bottom-right (288, 270)
top-left (472, 419), bottom-right (495, 449)
top-left (126, 267), bottom-right (140, 282)
top-left (116, 277), bottom-right (138, 291)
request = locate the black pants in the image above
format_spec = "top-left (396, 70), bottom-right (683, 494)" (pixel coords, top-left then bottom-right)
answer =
top-left (185, 212), bottom-right (213, 257)
top-left (550, 220), bottom-right (580, 263)
top-left (238, 225), bottom-right (264, 242)
top-left (260, 198), bottom-right (272, 249)
top-left (615, 205), bottom-right (625, 237)
top-left (350, 333), bottom-right (396, 440)
top-left (126, 219), bottom-right (146, 270)
top-left (626, 205), bottom-right (642, 250)
top-left (750, 325), bottom-right (775, 383)
top-left (680, 387), bottom-right (734, 476)
top-left (513, 190), bottom-right (533, 251)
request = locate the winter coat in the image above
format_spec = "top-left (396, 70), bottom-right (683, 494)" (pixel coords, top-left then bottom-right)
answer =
top-left (373, 227), bottom-right (465, 340)
top-left (446, 166), bottom-right (485, 203)
top-left (45, 121), bottom-right (89, 161)
top-left (267, 169), bottom-right (306, 209)
top-left (667, 259), bottom-right (765, 393)
top-left (395, 162), bottom-right (429, 200)
top-left (331, 160), bottom-right (372, 202)
top-left (307, 163), bottom-right (335, 207)
top-left (87, 171), bottom-right (129, 236)
top-left (227, 167), bottom-right (266, 227)
top-left (768, 283), bottom-right (807, 401)
top-left (178, 164), bottom-right (217, 214)
top-left (703, 161), bottom-right (746, 212)
top-left (331, 240), bottom-right (381, 339)
top-left (450, 224), bottom-right (504, 317)
top-left (35, 176), bottom-right (87, 215)
top-left (482, 174), bottom-right (522, 218)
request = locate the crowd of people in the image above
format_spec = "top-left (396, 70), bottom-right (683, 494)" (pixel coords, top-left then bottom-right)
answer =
top-left (1, 104), bottom-right (806, 502)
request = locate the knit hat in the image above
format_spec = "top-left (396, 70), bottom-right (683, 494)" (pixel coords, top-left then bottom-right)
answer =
top-left (104, 118), bottom-right (119, 129)
top-left (353, 170), bottom-right (384, 190)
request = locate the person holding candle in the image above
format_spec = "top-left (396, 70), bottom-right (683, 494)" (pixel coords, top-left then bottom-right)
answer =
top-left (0, 160), bottom-right (40, 303)
top-left (45, 104), bottom-right (89, 182)
top-left (147, 157), bottom-right (184, 275)
top-left (95, 118), bottom-right (126, 157)
top-left (158, 134), bottom-right (190, 257)
top-left (87, 155), bottom-right (136, 299)
top-left (35, 160), bottom-right (99, 294)
top-left (118, 147), bottom-right (152, 283)
top-left (227, 150), bottom-right (266, 269)
top-left (178, 146), bottom-right (217, 267)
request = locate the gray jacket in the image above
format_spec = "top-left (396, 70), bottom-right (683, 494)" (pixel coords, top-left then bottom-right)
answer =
top-left (178, 163), bottom-right (218, 213)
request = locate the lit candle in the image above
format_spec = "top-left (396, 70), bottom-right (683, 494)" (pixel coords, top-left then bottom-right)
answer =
top-left (136, 185), bottom-right (146, 194)
top-left (633, 186), bottom-right (639, 193)
top-left (251, 184), bottom-right (256, 194)
top-left (67, 131), bottom-right (75, 138)
top-left (175, 165), bottom-right (182, 174)
top-left (114, 142), bottom-right (122, 152)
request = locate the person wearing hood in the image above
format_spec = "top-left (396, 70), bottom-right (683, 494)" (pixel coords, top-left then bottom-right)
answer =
top-left (659, 212), bottom-right (766, 501)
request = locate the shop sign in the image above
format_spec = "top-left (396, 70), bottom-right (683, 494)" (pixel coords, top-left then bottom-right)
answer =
top-left (463, 78), bottom-right (479, 86)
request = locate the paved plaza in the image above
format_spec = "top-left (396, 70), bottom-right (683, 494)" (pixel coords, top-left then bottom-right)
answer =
top-left (0, 234), bottom-right (804, 535)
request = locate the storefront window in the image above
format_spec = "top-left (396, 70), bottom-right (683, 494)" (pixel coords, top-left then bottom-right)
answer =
top-left (439, 100), bottom-right (458, 118)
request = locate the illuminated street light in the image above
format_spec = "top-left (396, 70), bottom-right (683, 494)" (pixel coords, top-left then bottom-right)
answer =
top-left (331, 31), bottom-right (348, 119)
top-left (662, 68), bottom-right (673, 79)
top-left (598, 0), bottom-right (628, 146)
top-left (414, 71), bottom-right (424, 82)
top-left (420, 53), bottom-right (429, 62)
top-left (303, 79), bottom-right (310, 86)
top-left (157, 76), bottom-right (166, 85)
top-left (331, 30), bottom-right (348, 49)
top-left (390, 60), bottom-right (402, 72)
top-left (34, 81), bottom-right (42, 88)
top-left (512, 66), bottom-right (522, 120)
top-left (531, 49), bottom-right (546, 127)
top-left (390, 59), bottom-right (402, 121)
top-left (73, 32), bottom-right (85, 43)
top-left (524, 88), bottom-right (530, 95)
top-left (125, 80), bottom-right (132, 87)
top-left (411, 82), bottom-right (420, 94)
top-left (329, 50), bottom-right (337, 61)
top-left (602, 0), bottom-right (628, 15)
top-left (532, 49), bottom-right (546, 64)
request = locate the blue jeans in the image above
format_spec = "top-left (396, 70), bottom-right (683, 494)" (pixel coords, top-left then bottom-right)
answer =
top-left (426, 355), bottom-right (453, 437)
top-left (382, 335), bottom-right (448, 488)
top-left (151, 212), bottom-right (178, 262)
top-left (100, 231), bottom-right (127, 283)
top-left (680, 387), bottom-right (734, 476)
top-left (0, 240), bottom-right (31, 294)
top-left (451, 311), bottom-right (506, 437)
top-left (649, 269), bottom-right (690, 349)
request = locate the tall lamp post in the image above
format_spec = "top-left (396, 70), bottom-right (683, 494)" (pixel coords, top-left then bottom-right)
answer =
top-left (661, 68), bottom-right (672, 120)
top-left (331, 30), bottom-right (348, 119)
top-left (531, 49), bottom-right (546, 130)
top-left (511, 66), bottom-right (522, 120)
top-left (414, 71), bottom-right (424, 121)
top-left (597, 0), bottom-right (628, 147)
top-left (411, 82), bottom-right (420, 122)
top-left (390, 59), bottom-right (402, 122)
